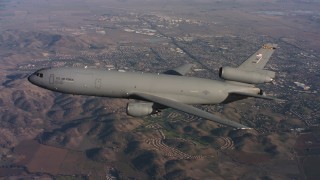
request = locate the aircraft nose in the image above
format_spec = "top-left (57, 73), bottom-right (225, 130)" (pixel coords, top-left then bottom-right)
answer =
top-left (28, 74), bottom-right (36, 85)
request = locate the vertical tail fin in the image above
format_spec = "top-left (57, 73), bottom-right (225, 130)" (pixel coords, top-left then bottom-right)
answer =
top-left (219, 43), bottom-right (277, 84)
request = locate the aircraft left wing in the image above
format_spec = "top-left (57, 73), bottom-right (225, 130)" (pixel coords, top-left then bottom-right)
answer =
top-left (163, 64), bottom-right (194, 76)
top-left (131, 92), bottom-right (250, 129)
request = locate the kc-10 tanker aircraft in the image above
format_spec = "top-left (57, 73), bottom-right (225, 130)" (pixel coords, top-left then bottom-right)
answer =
top-left (28, 44), bottom-right (279, 129)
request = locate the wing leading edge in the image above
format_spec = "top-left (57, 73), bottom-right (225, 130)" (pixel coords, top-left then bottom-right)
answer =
top-left (132, 92), bottom-right (250, 129)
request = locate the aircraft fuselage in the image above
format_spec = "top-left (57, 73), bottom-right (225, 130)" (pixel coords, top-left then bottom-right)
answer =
top-left (28, 67), bottom-right (258, 105)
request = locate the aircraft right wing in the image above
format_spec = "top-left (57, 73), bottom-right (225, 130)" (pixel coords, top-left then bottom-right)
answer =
top-left (239, 43), bottom-right (277, 70)
top-left (131, 92), bottom-right (251, 129)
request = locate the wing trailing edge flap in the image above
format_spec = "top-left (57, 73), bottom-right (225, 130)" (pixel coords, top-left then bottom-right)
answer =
top-left (229, 91), bottom-right (284, 101)
top-left (163, 64), bottom-right (194, 76)
top-left (132, 92), bottom-right (250, 129)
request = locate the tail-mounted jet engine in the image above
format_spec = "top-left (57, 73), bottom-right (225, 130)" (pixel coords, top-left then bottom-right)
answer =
top-left (126, 102), bottom-right (158, 117)
top-left (219, 66), bottom-right (275, 84)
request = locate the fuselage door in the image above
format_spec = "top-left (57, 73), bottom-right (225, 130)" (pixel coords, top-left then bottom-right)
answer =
top-left (95, 78), bottom-right (101, 89)
top-left (49, 74), bottom-right (54, 84)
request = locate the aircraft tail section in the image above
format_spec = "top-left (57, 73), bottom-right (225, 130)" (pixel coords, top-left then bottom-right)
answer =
top-left (219, 43), bottom-right (277, 84)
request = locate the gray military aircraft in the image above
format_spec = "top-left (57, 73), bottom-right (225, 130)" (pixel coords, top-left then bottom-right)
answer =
top-left (28, 43), bottom-right (278, 129)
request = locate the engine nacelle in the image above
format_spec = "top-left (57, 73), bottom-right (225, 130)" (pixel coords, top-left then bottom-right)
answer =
top-left (126, 102), bottom-right (155, 117)
top-left (219, 66), bottom-right (275, 84)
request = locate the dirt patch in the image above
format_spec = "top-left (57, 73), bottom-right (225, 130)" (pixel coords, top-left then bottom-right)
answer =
top-left (302, 156), bottom-right (320, 179)
top-left (295, 133), bottom-right (320, 156)
top-left (14, 140), bottom-right (40, 165)
top-left (228, 151), bottom-right (272, 164)
top-left (27, 144), bottom-right (68, 174)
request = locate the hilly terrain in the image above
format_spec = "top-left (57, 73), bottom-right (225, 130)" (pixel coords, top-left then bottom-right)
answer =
top-left (1, 0), bottom-right (320, 179)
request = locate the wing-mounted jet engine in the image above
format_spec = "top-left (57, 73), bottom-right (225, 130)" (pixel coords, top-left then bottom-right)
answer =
top-left (126, 102), bottom-right (160, 117)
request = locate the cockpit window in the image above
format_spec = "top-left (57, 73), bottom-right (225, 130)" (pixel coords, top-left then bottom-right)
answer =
top-left (36, 73), bottom-right (44, 78)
